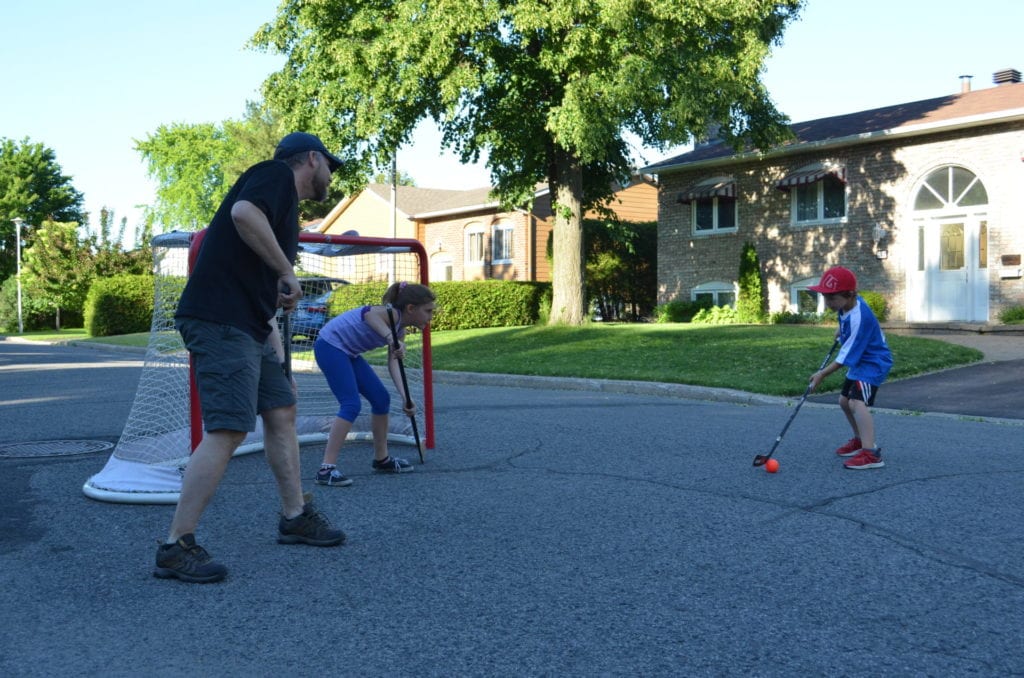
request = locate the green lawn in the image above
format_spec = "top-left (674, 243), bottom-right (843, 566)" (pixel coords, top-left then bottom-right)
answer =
top-left (4, 323), bottom-right (981, 397)
top-left (425, 324), bottom-right (979, 396)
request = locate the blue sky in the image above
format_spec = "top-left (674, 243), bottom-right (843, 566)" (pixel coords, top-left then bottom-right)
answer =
top-left (1, 0), bottom-right (1022, 235)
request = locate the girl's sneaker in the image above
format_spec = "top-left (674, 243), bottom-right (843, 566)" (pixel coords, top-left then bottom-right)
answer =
top-left (844, 448), bottom-right (884, 470)
top-left (835, 437), bottom-right (862, 457)
top-left (372, 456), bottom-right (414, 473)
top-left (315, 466), bottom-right (353, 487)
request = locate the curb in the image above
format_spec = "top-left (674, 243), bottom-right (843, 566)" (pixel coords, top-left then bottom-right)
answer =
top-left (433, 369), bottom-right (786, 406)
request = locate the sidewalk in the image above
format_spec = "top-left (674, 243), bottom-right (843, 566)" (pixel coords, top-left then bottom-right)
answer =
top-left (884, 325), bottom-right (1024, 362)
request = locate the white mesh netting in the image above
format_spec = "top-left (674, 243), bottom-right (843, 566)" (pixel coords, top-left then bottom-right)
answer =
top-left (83, 230), bottom-right (432, 504)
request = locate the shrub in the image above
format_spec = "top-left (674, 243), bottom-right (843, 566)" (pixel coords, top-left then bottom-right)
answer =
top-left (328, 280), bottom-right (550, 331)
top-left (655, 298), bottom-right (713, 323)
top-left (998, 305), bottom-right (1024, 324)
top-left (84, 274), bottom-right (154, 336)
top-left (859, 290), bottom-right (888, 322)
top-left (768, 310), bottom-right (821, 325)
top-left (691, 305), bottom-right (740, 325)
top-left (0, 274), bottom-right (62, 332)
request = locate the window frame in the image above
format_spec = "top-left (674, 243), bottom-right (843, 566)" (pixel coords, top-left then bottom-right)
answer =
top-left (491, 220), bottom-right (514, 264)
top-left (691, 281), bottom-right (737, 308)
top-left (464, 223), bottom-right (485, 265)
top-left (691, 195), bottom-right (738, 235)
top-left (790, 174), bottom-right (847, 225)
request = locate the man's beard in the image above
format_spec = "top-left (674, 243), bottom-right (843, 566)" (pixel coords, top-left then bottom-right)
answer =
top-left (312, 172), bottom-right (331, 202)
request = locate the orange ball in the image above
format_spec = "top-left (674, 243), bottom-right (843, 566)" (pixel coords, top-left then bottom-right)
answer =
top-left (765, 459), bottom-right (780, 473)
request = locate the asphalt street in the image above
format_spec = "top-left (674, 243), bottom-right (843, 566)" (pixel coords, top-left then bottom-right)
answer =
top-left (1, 338), bottom-right (1022, 677)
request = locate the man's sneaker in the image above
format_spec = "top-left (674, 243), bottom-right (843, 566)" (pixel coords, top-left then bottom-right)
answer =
top-left (844, 448), bottom-right (884, 470)
top-left (835, 437), bottom-right (862, 457)
top-left (372, 456), bottom-right (413, 473)
top-left (315, 466), bottom-right (353, 487)
top-left (278, 493), bottom-right (346, 546)
top-left (154, 533), bottom-right (227, 583)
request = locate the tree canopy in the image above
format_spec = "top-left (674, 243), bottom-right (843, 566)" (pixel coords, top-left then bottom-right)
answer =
top-left (252, 0), bottom-right (802, 323)
top-left (0, 137), bottom-right (86, 279)
top-left (135, 105), bottom-right (347, 232)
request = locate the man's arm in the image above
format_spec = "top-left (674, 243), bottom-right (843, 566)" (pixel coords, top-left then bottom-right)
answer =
top-left (230, 200), bottom-right (300, 310)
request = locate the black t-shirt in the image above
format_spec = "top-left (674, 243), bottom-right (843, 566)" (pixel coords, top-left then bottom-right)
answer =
top-left (176, 160), bottom-right (299, 342)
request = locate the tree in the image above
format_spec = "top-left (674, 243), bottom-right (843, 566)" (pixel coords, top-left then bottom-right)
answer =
top-left (0, 137), bottom-right (86, 279)
top-left (584, 219), bottom-right (657, 321)
top-left (372, 169), bottom-right (417, 187)
top-left (135, 106), bottom-right (346, 231)
top-left (90, 207), bottom-right (151, 277)
top-left (251, 0), bottom-right (801, 324)
top-left (22, 220), bottom-right (94, 329)
top-left (736, 241), bottom-right (765, 323)
top-left (135, 122), bottom-right (236, 232)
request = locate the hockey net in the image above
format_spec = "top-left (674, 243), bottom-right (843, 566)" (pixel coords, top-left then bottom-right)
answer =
top-left (83, 230), bottom-right (433, 504)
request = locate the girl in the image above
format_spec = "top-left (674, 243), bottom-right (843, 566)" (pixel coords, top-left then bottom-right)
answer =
top-left (313, 282), bottom-right (436, 486)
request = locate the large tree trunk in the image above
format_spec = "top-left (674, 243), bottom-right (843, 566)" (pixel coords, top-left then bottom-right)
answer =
top-left (548, 147), bottom-right (585, 325)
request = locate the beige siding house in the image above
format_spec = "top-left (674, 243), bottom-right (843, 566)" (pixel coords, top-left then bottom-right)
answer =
top-left (316, 177), bottom-right (658, 285)
top-left (643, 69), bottom-right (1024, 323)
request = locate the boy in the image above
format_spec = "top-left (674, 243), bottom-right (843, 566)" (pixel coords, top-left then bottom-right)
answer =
top-left (807, 266), bottom-right (893, 470)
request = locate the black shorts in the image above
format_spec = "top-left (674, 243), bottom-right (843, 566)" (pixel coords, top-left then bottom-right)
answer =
top-left (841, 379), bottom-right (880, 407)
top-left (175, 317), bottom-right (295, 433)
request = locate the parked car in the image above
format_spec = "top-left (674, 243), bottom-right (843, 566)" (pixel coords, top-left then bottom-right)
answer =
top-left (288, 277), bottom-right (348, 339)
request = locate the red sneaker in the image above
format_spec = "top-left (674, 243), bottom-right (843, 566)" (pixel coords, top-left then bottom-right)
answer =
top-left (835, 437), bottom-right (862, 457)
top-left (844, 448), bottom-right (884, 470)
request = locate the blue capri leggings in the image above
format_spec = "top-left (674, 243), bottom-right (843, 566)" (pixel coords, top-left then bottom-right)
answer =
top-left (314, 339), bottom-right (391, 422)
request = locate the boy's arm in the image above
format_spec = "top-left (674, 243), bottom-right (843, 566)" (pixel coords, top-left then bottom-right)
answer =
top-left (809, 359), bottom-right (844, 391)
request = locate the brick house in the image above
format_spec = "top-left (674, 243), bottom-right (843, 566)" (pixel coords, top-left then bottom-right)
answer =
top-left (642, 69), bottom-right (1024, 323)
top-left (316, 177), bottom-right (658, 285)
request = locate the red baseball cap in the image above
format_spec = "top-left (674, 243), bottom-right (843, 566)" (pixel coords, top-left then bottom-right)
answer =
top-left (808, 266), bottom-right (857, 293)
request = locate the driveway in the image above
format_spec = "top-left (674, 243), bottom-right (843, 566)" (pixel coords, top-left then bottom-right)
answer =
top-left (807, 330), bottom-right (1024, 420)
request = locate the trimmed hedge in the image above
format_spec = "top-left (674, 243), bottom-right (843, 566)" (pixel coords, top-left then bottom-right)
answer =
top-left (327, 280), bottom-right (551, 331)
top-left (84, 274), bottom-right (154, 337)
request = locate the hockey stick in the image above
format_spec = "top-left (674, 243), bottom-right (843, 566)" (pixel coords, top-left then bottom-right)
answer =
top-left (385, 303), bottom-right (424, 463)
top-left (282, 311), bottom-right (292, 380)
top-left (280, 283), bottom-right (292, 380)
top-left (752, 338), bottom-right (840, 467)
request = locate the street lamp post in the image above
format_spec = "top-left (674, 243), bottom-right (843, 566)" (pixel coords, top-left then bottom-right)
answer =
top-left (12, 217), bottom-right (23, 334)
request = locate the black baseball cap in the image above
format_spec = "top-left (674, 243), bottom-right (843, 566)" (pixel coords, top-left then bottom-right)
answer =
top-left (273, 132), bottom-right (343, 173)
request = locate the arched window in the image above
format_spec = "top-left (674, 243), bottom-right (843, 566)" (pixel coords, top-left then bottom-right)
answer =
top-left (790, 277), bottom-right (825, 314)
top-left (691, 281), bottom-right (736, 308)
top-left (913, 166), bottom-right (988, 210)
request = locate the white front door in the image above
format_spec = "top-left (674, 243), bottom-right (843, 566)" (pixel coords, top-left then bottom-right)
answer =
top-left (912, 217), bottom-right (989, 321)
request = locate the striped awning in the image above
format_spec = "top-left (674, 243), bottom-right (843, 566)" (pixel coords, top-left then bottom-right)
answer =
top-left (677, 177), bottom-right (736, 204)
top-left (776, 164), bottom-right (846, 191)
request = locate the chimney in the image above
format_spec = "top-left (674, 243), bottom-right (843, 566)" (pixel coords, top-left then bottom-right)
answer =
top-left (993, 68), bottom-right (1022, 86)
top-left (959, 74), bottom-right (973, 93)
top-left (696, 122), bottom-right (722, 148)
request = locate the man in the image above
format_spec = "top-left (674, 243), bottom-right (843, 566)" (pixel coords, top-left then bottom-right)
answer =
top-left (154, 133), bottom-right (346, 583)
